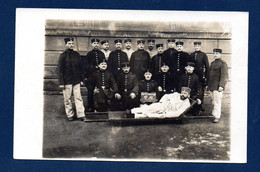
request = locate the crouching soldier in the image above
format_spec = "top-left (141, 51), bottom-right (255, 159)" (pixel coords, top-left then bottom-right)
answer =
top-left (156, 64), bottom-right (174, 99)
top-left (139, 71), bottom-right (158, 105)
top-left (179, 62), bottom-right (202, 115)
top-left (116, 62), bottom-right (139, 111)
top-left (86, 61), bottom-right (121, 112)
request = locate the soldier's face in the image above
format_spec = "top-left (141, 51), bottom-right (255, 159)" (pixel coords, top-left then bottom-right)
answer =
top-left (180, 91), bottom-right (190, 100)
top-left (214, 52), bottom-right (221, 59)
top-left (185, 66), bottom-right (195, 74)
top-left (124, 42), bottom-right (132, 49)
top-left (176, 45), bottom-right (183, 51)
top-left (115, 43), bottom-right (122, 50)
top-left (102, 43), bottom-right (109, 50)
top-left (161, 65), bottom-right (169, 73)
top-left (138, 43), bottom-right (144, 50)
top-left (65, 41), bottom-right (74, 49)
top-left (144, 72), bottom-right (152, 80)
top-left (157, 47), bottom-right (164, 54)
top-left (122, 66), bottom-right (130, 73)
top-left (168, 42), bottom-right (175, 48)
top-left (99, 62), bottom-right (107, 71)
top-left (148, 42), bottom-right (155, 50)
top-left (194, 44), bottom-right (201, 51)
top-left (92, 42), bottom-right (100, 50)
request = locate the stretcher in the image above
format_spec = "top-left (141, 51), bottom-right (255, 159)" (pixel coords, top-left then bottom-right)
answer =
top-left (84, 98), bottom-right (213, 123)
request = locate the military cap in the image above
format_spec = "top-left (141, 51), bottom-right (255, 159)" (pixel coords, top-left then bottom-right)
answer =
top-left (137, 40), bottom-right (145, 44)
top-left (64, 37), bottom-right (74, 44)
top-left (181, 87), bottom-right (191, 94)
top-left (176, 41), bottom-right (184, 46)
top-left (121, 62), bottom-right (130, 68)
top-left (144, 70), bottom-right (152, 74)
top-left (148, 40), bottom-right (155, 43)
top-left (91, 39), bottom-right (100, 43)
top-left (124, 38), bottom-right (132, 43)
top-left (186, 62), bottom-right (196, 67)
top-left (194, 41), bottom-right (201, 45)
top-left (213, 48), bottom-right (222, 53)
top-left (167, 39), bottom-right (175, 43)
top-left (100, 40), bottom-right (109, 45)
top-left (156, 44), bottom-right (164, 48)
top-left (114, 39), bottom-right (123, 44)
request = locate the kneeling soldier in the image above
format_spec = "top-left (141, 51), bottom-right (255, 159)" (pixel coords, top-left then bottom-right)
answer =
top-left (86, 61), bottom-right (121, 112)
top-left (117, 62), bottom-right (139, 111)
top-left (139, 71), bottom-right (158, 105)
top-left (179, 62), bottom-right (202, 115)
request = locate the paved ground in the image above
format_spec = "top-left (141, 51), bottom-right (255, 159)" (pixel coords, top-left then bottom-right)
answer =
top-left (43, 93), bottom-right (230, 161)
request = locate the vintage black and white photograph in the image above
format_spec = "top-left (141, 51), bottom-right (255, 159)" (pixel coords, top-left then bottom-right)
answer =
top-left (14, 9), bottom-right (248, 162)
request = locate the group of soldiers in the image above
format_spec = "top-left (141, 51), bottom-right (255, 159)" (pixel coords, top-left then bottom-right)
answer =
top-left (57, 37), bottom-right (228, 123)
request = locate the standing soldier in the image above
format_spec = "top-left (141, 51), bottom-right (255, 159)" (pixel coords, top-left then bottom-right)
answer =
top-left (172, 41), bottom-right (189, 91)
top-left (123, 38), bottom-right (135, 61)
top-left (117, 62), bottom-right (139, 111)
top-left (190, 41), bottom-right (209, 111)
top-left (150, 44), bottom-right (167, 80)
top-left (107, 39), bottom-right (129, 82)
top-left (207, 48), bottom-right (228, 123)
top-left (84, 38), bottom-right (105, 112)
top-left (57, 37), bottom-right (86, 121)
top-left (147, 40), bottom-right (157, 58)
top-left (100, 40), bottom-right (111, 61)
top-left (86, 61), bottom-right (121, 112)
top-left (130, 40), bottom-right (150, 81)
top-left (163, 39), bottom-right (177, 70)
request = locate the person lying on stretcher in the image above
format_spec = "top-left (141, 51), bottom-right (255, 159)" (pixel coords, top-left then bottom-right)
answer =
top-left (131, 87), bottom-right (191, 118)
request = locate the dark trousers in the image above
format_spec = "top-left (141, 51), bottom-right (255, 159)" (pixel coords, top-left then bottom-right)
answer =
top-left (87, 90), bottom-right (94, 109)
top-left (113, 92), bottom-right (139, 111)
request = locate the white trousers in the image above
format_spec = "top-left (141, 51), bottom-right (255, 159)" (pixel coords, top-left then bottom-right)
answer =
top-left (63, 84), bottom-right (85, 118)
top-left (210, 90), bottom-right (223, 119)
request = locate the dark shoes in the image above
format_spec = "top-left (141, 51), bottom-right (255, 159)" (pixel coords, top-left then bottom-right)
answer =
top-left (212, 118), bottom-right (220, 123)
top-left (86, 107), bottom-right (94, 112)
top-left (67, 116), bottom-right (75, 121)
top-left (79, 116), bottom-right (87, 121)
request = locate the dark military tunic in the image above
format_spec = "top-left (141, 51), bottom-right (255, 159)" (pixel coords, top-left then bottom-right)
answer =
top-left (57, 49), bottom-right (84, 86)
top-left (130, 49), bottom-right (150, 81)
top-left (207, 59), bottom-right (229, 91)
top-left (107, 50), bottom-right (129, 81)
top-left (163, 48), bottom-right (178, 68)
top-left (117, 72), bottom-right (139, 110)
top-left (190, 51), bottom-right (209, 86)
top-left (171, 51), bottom-right (189, 91)
top-left (84, 49), bottom-right (105, 78)
top-left (86, 69), bottom-right (118, 111)
top-left (139, 80), bottom-right (158, 103)
top-left (150, 53), bottom-right (167, 79)
top-left (156, 72), bottom-right (174, 96)
top-left (179, 73), bottom-right (202, 100)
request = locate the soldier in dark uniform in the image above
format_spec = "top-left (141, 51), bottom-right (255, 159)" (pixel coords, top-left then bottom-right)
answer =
top-left (147, 40), bottom-right (157, 58)
top-left (116, 62), bottom-right (139, 110)
top-left (139, 71), bottom-right (158, 104)
top-left (86, 61), bottom-right (121, 112)
top-left (190, 41), bottom-right (209, 111)
top-left (150, 44), bottom-right (167, 80)
top-left (156, 64), bottom-right (174, 99)
top-left (179, 62), bottom-right (202, 115)
top-left (172, 41), bottom-right (189, 91)
top-left (107, 39), bottom-right (129, 82)
top-left (163, 39), bottom-right (177, 69)
top-left (57, 37), bottom-right (86, 121)
top-left (100, 40), bottom-right (111, 60)
top-left (83, 38), bottom-right (106, 112)
top-left (130, 40), bottom-right (150, 81)
top-left (207, 48), bottom-right (228, 123)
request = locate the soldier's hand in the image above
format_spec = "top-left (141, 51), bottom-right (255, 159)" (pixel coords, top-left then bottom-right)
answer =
top-left (218, 87), bottom-right (224, 92)
top-left (59, 85), bottom-right (65, 89)
top-left (171, 90), bottom-right (174, 93)
top-left (130, 93), bottom-right (136, 99)
top-left (80, 82), bottom-right (84, 86)
top-left (197, 99), bottom-right (202, 105)
top-left (115, 93), bottom-right (121, 100)
top-left (158, 86), bottom-right (162, 92)
top-left (94, 87), bottom-right (99, 94)
top-left (205, 86), bottom-right (209, 91)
